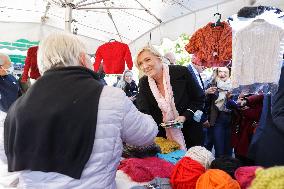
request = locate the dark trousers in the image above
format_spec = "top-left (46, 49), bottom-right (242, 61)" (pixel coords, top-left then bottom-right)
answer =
top-left (213, 112), bottom-right (232, 157)
top-left (203, 127), bottom-right (214, 151)
top-left (182, 122), bottom-right (204, 149)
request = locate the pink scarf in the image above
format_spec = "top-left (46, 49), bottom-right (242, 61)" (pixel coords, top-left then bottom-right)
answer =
top-left (148, 64), bottom-right (186, 150)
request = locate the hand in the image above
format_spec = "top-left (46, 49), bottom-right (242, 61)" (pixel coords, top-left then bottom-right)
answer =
top-left (175, 116), bottom-right (186, 123)
top-left (205, 87), bottom-right (217, 95)
top-left (226, 91), bottom-right (233, 99)
top-left (129, 96), bottom-right (136, 101)
top-left (202, 120), bottom-right (210, 128)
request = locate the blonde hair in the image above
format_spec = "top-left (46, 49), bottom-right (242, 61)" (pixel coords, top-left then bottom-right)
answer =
top-left (37, 32), bottom-right (87, 74)
top-left (134, 44), bottom-right (162, 70)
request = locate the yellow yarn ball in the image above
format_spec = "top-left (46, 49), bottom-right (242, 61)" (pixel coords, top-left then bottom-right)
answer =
top-left (249, 166), bottom-right (284, 189)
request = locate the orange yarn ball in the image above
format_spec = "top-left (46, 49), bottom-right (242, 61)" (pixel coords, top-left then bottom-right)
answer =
top-left (196, 169), bottom-right (241, 189)
top-left (170, 157), bottom-right (205, 189)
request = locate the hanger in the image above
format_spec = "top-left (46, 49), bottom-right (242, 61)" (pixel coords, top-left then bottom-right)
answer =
top-left (253, 18), bottom-right (265, 22)
top-left (109, 39), bottom-right (116, 42)
top-left (211, 13), bottom-right (224, 27)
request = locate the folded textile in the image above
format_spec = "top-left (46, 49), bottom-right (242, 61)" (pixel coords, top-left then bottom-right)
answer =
top-left (122, 143), bottom-right (161, 158)
top-left (131, 178), bottom-right (172, 189)
top-left (118, 157), bottom-right (175, 182)
top-left (157, 150), bottom-right (186, 164)
top-left (116, 170), bottom-right (148, 189)
top-left (155, 137), bottom-right (180, 154)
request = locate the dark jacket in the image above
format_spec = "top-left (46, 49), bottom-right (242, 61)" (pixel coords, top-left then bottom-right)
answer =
top-left (0, 74), bottom-right (20, 112)
top-left (124, 80), bottom-right (138, 97)
top-left (250, 66), bottom-right (284, 166)
top-left (136, 65), bottom-right (205, 147)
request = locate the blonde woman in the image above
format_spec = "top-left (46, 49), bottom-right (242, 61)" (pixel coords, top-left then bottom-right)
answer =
top-left (117, 70), bottom-right (138, 103)
top-left (136, 45), bottom-right (205, 149)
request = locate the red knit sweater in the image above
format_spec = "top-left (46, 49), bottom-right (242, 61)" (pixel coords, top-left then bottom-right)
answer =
top-left (22, 46), bottom-right (41, 82)
top-left (93, 41), bottom-right (133, 74)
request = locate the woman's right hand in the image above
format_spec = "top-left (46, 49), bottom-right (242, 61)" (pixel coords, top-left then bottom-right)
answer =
top-left (205, 87), bottom-right (217, 95)
top-left (129, 96), bottom-right (136, 101)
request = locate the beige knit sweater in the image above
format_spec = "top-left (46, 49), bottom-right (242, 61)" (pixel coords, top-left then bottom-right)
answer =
top-left (231, 20), bottom-right (284, 90)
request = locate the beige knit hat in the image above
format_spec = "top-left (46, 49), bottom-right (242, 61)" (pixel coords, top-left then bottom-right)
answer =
top-left (185, 146), bottom-right (215, 169)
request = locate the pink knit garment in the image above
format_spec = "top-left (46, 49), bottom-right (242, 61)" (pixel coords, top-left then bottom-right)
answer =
top-left (148, 64), bottom-right (187, 150)
top-left (118, 157), bottom-right (175, 182)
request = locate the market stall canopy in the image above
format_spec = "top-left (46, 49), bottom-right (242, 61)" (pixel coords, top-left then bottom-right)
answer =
top-left (0, 0), bottom-right (283, 55)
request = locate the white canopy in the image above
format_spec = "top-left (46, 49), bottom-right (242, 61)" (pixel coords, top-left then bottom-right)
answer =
top-left (0, 0), bottom-right (283, 54)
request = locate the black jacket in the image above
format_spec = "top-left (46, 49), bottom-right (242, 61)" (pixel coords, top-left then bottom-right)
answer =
top-left (136, 65), bottom-right (205, 146)
top-left (124, 80), bottom-right (138, 97)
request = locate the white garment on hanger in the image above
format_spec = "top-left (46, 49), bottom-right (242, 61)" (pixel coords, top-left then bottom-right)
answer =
top-left (231, 20), bottom-right (284, 91)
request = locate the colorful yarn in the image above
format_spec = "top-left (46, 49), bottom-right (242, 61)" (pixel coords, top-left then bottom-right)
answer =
top-left (170, 157), bottom-right (205, 189)
top-left (118, 157), bottom-right (174, 182)
top-left (185, 146), bottom-right (215, 169)
top-left (155, 137), bottom-right (180, 154)
top-left (249, 166), bottom-right (284, 189)
top-left (234, 166), bottom-right (262, 189)
top-left (210, 156), bottom-right (241, 178)
top-left (196, 169), bottom-right (241, 189)
top-left (157, 150), bottom-right (186, 164)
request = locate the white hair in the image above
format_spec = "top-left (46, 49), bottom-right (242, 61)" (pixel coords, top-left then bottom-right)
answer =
top-left (0, 53), bottom-right (11, 65)
top-left (37, 32), bottom-right (87, 74)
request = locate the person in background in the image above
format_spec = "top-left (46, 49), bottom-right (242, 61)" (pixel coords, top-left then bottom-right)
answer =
top-left (113, 75), bottom-right (122, 87)
top-left (2, 33), bottom-right (158, 189)
top-left (187, 55), bottom-right (217, 152)
top-left (207, 67), bottom-right (233, 157)
top-left (249, 65), bottom-right (284, 167)
top-left (229, 93), bottom-right (263, 165)
top-left (164, 52), bottom-right (176, 65)
top-left (118, 70), bottom-right (138, 104)
top-left (95, 57), bottom-right (107, 86)
top-left (136, 45), bottom-right (205, 149)
top-left (0, 53), bottom-right (20, 113)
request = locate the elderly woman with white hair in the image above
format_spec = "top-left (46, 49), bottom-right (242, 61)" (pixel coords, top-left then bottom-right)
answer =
top-left (135, 45), bottom-right (205, 149)
top-left (2, 33), bottom-right (158, 189)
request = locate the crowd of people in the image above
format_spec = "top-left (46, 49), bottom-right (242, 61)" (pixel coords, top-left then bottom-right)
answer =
top-left (0, 32), bottom-right (284, 189)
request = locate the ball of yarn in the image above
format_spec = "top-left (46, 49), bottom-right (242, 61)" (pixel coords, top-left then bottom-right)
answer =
top-left (170, 157), bottom-right (205, 189)
top-left (249, 166), bottom-right (284, 189)
top-left (155, 137), bottom-right (180, 154)
top-left (234, 166), bottom-right (262, 189)
top-left (196, 169), bottom-right (241, 189)
top-left (210, 156), bottom-right (241, 178)
top-left (185, 146), bottom-right (215, 169)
